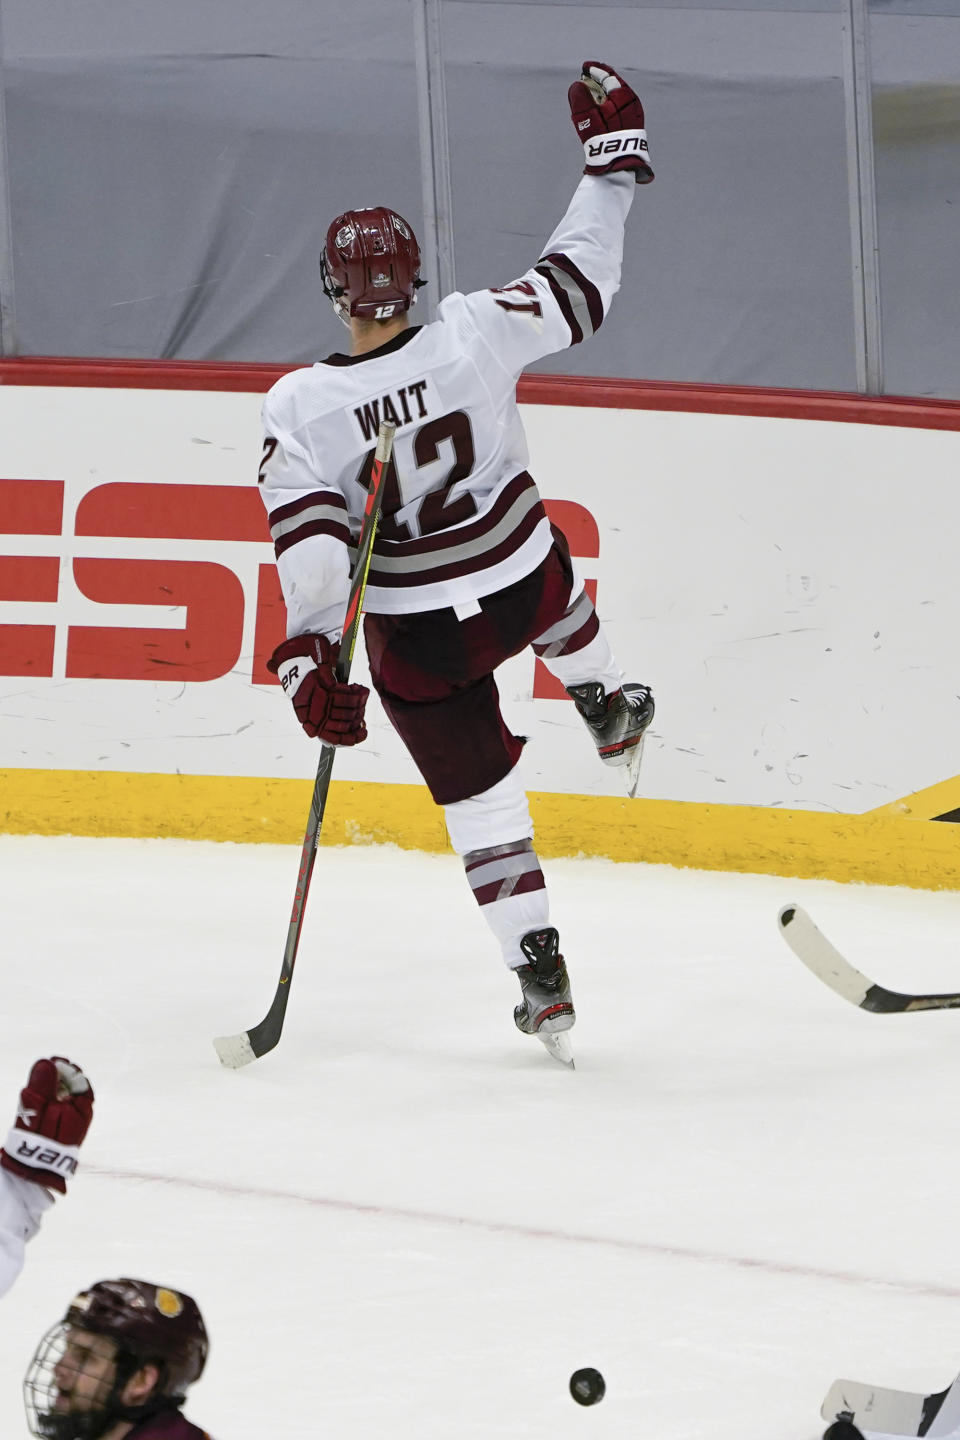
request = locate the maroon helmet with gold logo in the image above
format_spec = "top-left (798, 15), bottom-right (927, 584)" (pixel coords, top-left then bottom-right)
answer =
top-left (25, 1279), bottom-right (208, 1439)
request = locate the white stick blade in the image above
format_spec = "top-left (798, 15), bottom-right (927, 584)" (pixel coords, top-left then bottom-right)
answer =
top-left (213, 1032), bottom-right (256, 1069)
top-left (778, 904), bottom-right (872, 1008)
top-left (821, 1378), bottom-right (927, 1434)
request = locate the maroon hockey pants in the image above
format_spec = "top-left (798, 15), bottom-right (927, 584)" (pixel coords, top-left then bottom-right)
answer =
top-left (364, 533), bottom-right (584, 806)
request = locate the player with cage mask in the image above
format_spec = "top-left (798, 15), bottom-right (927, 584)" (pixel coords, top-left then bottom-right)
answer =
top-left (24, 1278), bottom-right (210, 1440)
top-left (261, 61), bottom-right (655, 1064)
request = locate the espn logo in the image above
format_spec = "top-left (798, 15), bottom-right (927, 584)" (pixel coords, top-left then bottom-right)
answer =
top-left (0, 478), bottom-right (285, 684)
top-left (584, 133), bottom-right (649, 160)
top-left (1, 479), bottom-right (599, 700)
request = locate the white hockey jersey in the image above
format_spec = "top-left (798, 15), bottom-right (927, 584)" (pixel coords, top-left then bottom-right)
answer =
top-left (260, 172), bottom-right (636, 636)
top-left (0, 1165), bottom-right (53, 1298)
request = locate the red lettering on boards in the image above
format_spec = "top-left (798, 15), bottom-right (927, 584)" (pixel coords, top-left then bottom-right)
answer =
top-left (1, 482), bottom-right (601, 696)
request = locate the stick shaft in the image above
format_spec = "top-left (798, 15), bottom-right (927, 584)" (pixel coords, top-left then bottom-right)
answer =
top-left (286, 419), bottom-right (395, 944)
top-left (215, 422), bottom-right (395, 1066)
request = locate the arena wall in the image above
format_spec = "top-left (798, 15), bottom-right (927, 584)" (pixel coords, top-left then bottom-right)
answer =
top-left (2, 360), bottom-right (959, 888)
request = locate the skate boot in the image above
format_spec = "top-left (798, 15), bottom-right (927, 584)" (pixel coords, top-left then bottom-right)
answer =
top-left (566, 680), bottom-right (654, 798)
top-left (513, 927), bottom-right (575, 1068)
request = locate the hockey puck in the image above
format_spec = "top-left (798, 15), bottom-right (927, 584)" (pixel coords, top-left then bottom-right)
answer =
top-left (569, 1368), bottom-right (605, 1406)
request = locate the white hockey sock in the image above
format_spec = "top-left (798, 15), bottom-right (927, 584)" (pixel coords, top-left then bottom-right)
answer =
top-left (462, 840), bottom-right (550, 969)
top-left (540, 625), bottom-right (624, 694)
top-left (444, 768), bottom-right (549, 968)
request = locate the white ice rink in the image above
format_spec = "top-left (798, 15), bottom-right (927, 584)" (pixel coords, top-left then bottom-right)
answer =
top-left (3, 833), bottom-right (960, 1440)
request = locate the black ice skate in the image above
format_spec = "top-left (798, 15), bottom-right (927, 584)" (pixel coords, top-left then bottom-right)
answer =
top-left (566, 680), bottom-right (654, 798)
top-left (513, 927), bottom-right (575, 1069)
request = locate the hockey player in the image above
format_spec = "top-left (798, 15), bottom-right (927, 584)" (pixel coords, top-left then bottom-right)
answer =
top-left (1, 1056), bottom-right (94, 1297)
top-left (24, 1277), bottom-right (211, 1439)
top-left (260, 60), bottom-right (655, 1062)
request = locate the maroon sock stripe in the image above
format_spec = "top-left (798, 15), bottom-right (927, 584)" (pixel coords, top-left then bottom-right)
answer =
top-left (471, 867), bottom-right (546, 908)
top-left (463, 842), bottom-right (533, 875)
top-left (532, 589), bottom-right (600, 658)
top-left (546, 609), bottom-right (599, 657)
top-left (462, 839), bottom-right (545, 908)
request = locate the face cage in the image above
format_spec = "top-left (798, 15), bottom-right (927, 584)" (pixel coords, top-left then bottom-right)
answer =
top-left (24, 1323), bottom-right (121, 1440)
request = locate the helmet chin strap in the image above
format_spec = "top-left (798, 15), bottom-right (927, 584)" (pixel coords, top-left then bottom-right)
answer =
top-left (106, 1393), bottom-right (182, 1432)
top-left (107, 1355), bottom-right (184, 1431)
top-left (319, 249), bottom-right (351, 326)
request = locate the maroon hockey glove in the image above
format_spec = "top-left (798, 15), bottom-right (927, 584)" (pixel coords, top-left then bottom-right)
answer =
top-left (1, 1057), bottom-right (94, 1195)
top-left (268, 632), bottom-right (369, 746)
top-left (568, 61), bottom-right (654, 184)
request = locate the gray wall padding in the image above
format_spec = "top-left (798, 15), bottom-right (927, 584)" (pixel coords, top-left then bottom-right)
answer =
top-left (0, 0), bottom-right (958, 397)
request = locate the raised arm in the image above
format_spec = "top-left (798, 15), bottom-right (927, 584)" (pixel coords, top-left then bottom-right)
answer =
top-left (457, 60), bottom-right (653, 373)
top-left (0, 1058), bottom-right (94, 1298)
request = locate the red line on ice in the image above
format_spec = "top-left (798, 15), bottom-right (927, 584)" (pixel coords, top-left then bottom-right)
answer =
top-left (85, 1164), bottom-right (960, 1301)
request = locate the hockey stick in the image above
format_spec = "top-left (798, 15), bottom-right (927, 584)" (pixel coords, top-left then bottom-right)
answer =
top-left (821, 1377), bottom-right (951, 1436)
top-left (213, 421), bottom-right (397, 1069)
top-left (778, 905), bottom-right (960, 1013)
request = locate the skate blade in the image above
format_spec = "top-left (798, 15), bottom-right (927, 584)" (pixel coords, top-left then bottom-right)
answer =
top-left (538, 1030), bottom-right (575, 1069)
top-left (624, 733), bottom-right (647, 798)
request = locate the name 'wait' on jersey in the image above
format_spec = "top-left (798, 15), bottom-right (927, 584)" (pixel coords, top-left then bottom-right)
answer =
top-left (259, 173), bottom-right (635, 638)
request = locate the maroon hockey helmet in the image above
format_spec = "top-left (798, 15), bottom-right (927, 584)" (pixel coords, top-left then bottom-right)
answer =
top-left (63, 1279), bottom-right (208, 1397)
top-left (24, 1280), bottom-right (209, 1440)
top-left (320, 206), bottom-right (423, 325)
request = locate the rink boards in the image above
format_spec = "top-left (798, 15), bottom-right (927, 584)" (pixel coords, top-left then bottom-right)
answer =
top-left (1, 361), bottom-right (959, 888)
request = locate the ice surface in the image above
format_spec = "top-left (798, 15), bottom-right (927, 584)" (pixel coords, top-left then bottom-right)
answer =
top-left (3, 834), bottom-right (960, 1439)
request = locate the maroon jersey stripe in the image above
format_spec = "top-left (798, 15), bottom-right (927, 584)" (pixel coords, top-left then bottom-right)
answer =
top-left (268, 489), bottom-right (347, 527)
top-left (540, 251), bottom-right (604, 333)
top-left (534, 264), bottom-right (584, 346)
top-left (368, 502), bottom-right (547, 589)
top-left (274, 517), bottom-right (352, 558)
top-left (373, 471), bottom-right (536, 561)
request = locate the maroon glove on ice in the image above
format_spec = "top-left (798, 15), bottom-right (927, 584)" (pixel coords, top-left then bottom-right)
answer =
top-left (1, 1057), bottom-right (94, 1195)
top-left (269, 632), bottom-right (369, 745)
top-left (568, 60), bottom-right (654, 184)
